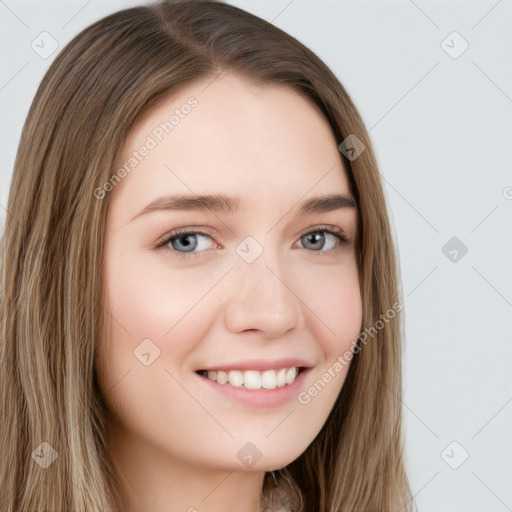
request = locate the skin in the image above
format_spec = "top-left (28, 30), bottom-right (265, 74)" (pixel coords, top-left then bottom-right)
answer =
top-left (96, 71), bottom-right (362, 512)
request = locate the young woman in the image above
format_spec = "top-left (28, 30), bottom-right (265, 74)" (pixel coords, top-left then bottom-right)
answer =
top-left (0, 1), bottom-right (414, 510)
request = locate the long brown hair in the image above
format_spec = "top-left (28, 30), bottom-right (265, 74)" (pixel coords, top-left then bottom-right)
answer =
top-left (0, 1), bottom-right (414, 510)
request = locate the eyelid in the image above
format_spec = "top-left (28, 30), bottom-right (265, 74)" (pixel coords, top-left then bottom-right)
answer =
top-left (153, 226), bottom-right (217, 250)
top-left (300, 224), bottom-right (348, 240)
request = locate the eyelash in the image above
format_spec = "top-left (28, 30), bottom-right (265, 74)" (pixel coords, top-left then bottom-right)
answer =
top-left (154, 225), bottom-right (351, 261)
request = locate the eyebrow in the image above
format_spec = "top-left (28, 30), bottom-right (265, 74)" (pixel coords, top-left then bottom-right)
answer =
top-left (130, 192), bottom-right (357, 221)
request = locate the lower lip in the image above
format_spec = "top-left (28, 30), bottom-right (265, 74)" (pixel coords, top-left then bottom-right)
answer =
top-left (197, 369), bottom-right (311, 408)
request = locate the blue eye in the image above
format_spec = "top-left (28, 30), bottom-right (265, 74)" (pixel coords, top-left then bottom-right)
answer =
top-left (154, 228), bottom-right (217, 260)
top-left (167, 231), bottom-right (212, 253)
top-left (155, 226), bottom-right (350, 260)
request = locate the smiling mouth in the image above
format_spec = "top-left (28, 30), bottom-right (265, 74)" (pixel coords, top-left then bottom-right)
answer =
top-left (196, 367), bottom-right (306, 390)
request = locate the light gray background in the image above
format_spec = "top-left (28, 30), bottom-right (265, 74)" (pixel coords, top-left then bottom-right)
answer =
top-left (1, 1), bottom-right (511, 510)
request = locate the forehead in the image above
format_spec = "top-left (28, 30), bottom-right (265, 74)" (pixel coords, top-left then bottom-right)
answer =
top-left (109, 73), bottom-right (352, 221)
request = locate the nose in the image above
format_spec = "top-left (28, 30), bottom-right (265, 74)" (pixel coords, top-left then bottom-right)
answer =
top-left (223, 246), bottom-right (304, 338)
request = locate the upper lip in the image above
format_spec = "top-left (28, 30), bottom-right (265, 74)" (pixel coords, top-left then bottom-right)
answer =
top-left (197, 358), bottom-right (313, 372)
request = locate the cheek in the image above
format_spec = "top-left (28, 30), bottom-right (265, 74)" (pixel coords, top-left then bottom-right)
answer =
top-left (96, 245), bottom-right (225, 428)
top-left (104, 242), bottom-right (225, 339)
top-left (287, 258), bottom-right (361, 405)
top-left (95, 257), bottom-right (212, 459)
top-left (300, 257), bottom-right (362, 354)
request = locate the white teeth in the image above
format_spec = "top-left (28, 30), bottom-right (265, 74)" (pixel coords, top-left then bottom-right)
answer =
top-left (243, 371), bottom-right (261, 389)
top-left (202, 367), bottom-right (300, 389)
top-left (285, 367), bottom-right (297, 385)
top-left (276, 368), bottom-right (286, 387)
top-left (261, 370), bottom-right (277, 390)
top-left (216, 370), bottom-right (228, 384)
top-left (228, 370), bottom-right (243, 387)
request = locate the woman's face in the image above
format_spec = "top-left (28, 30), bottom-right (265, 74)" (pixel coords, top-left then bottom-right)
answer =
top-left (97, 72), bottom-right (362, 479)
